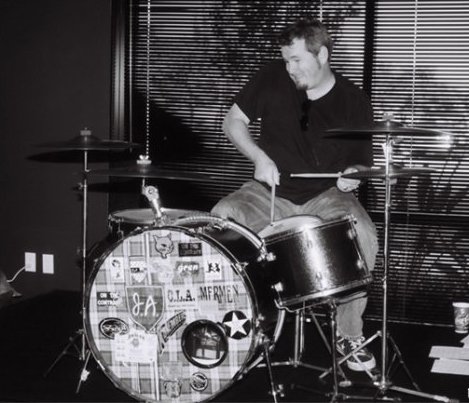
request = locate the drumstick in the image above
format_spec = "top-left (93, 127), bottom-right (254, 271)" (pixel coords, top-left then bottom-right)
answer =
top-left (270, 181), bottom-right (276, 224)
top-left (290, 172), bottom-right (342, 178)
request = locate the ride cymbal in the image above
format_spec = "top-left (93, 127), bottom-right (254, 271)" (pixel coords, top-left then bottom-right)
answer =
top-left (342, 165), bottom-right (436, 179)
top-left (327, 120), bottom-right (449, 137)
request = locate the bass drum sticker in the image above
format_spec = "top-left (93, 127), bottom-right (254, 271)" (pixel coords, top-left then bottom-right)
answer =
top-left (190, 372), bottom-right (209, 392)
top-left (98, 317), bottom-right (129, 339)
top-left (222, 310), bottom-right (251, 339)
top-left (181, 320), bottom-right (228, 369)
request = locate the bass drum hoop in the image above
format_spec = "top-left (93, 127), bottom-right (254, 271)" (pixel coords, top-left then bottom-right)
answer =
top-left (107, 208), bottom-right (208, 239)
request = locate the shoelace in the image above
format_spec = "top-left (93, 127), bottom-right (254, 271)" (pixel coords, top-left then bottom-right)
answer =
top-left (347, 337), bottom-right (366, 351)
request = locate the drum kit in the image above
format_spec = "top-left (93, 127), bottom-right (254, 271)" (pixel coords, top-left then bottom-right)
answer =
top-left (40, 115), bottom-right (453, 403)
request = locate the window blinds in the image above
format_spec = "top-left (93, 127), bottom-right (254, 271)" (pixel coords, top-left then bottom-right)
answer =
top-left (366, 1), bottom-right (469, 324)
top-left (119, 0), bottom-right (469, 325)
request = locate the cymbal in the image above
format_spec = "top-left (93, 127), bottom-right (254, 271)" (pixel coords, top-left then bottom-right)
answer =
top-left (89, 163), bottom-right (213, 182)
top-left (342, 165), bottom-right (436, 179)
top-left (327, 120), bottom-right (448, 137)
top-left (38, 133), bottom-right (142, 151)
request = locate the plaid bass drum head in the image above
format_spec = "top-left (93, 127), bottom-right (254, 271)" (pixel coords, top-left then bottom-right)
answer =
top-left (84, 220), bottom-right (283, 402)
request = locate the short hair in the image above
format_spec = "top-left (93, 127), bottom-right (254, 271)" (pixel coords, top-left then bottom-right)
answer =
top-left (278, 18), bottom-right (333, 58)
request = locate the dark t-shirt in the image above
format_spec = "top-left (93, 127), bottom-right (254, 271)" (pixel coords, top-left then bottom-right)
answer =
top-left (234, 59), bottom-right (373, 204)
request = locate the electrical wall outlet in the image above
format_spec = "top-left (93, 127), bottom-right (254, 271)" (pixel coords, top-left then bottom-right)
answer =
top-left (25, 252), bottom-right (36, 272)
top-left (42, 254), bottom-right (54, 274)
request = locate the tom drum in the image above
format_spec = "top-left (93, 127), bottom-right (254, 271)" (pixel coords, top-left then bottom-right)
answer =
top-left (259, 215), bottom-right (372, 309)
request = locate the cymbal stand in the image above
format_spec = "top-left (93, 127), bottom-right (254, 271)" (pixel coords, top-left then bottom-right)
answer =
top-left (44, 140), bottom-right (92, 393)
top-left (333, 132), bottom-right (452, 402)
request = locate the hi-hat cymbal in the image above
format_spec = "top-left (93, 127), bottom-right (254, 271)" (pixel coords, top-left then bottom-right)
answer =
top-left (342, 165), bottom-right (436, 179)
top-left (327, 120), bottom-right (449, 137)
top-left (38, 132), bottom-right (142, 151)
top-left (89, 163), bottom-right (213, 182)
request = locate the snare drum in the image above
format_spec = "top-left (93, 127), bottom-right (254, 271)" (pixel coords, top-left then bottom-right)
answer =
top-left (85, 215), bottom-right (284, 402)
top-left (108, 208), bottom-right (205, 238)
top-left (259, 215), bottom-right (372, 309)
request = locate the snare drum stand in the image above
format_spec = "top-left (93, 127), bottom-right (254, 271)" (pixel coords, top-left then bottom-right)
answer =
top-left (273, 306), bottom-right (330, 372)
top-left (290, 298), bottom-right (379, 402)
top-left (251, 305), bottom-right (332, 401)
top-left (44, 145), bottom-right (92, 393)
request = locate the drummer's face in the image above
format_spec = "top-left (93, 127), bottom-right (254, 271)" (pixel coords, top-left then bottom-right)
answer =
top-left (281, 38), bottom-right (327, 91)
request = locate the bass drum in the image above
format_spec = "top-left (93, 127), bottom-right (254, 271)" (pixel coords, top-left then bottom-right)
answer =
top-left (84, 216), bottom-right (284, 403)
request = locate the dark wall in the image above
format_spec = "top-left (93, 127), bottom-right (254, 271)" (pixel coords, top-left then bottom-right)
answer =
top-left (0, 0), bottom-right (113, 298)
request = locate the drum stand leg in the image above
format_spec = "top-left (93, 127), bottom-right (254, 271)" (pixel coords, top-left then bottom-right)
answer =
top-left (272, 308), bottom-right (329, 373)
top-left (43, 149), bottom-right (92, 393)
top-left (44, 329), bottom-right (85, 376)
top-left (271, 307), bottom-right (355, 401)
top-left (261, 335), bottom-right (281, 403)
top-left (76, 348), bottom-right (92, 393)
top-left (296, 299), bottom-right (373, 402)
top-left (296, 299), bottom-right (378, 402)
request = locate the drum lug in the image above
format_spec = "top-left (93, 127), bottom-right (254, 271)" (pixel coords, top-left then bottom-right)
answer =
top-left (187, 226), bottom-right (204, 235)
top-left (256, 314), bottom-right (266, 328)
top-left (235, 262), bottom-right (248, 271)
top-left (258, 244), bottom-right (276, 262)
top-left (356, 258), bottom-right (366, 270)
top-left (258, 251), bottom-right (276, 263)
top-left (272, 281), bottom-right (284, 293)
top-left (347, 227), bottom-right (357, 240)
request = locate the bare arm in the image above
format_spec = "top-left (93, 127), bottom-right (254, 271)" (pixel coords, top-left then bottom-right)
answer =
top-left (223, 103), bottom-right (279, 186)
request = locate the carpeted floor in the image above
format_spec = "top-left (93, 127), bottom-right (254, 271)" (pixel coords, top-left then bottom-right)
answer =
top-left (0, 291), bottom-right (467, 402)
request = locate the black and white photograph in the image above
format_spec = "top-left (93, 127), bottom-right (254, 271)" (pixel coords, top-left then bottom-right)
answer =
top-left (0, 1), bottom-right (468, 402)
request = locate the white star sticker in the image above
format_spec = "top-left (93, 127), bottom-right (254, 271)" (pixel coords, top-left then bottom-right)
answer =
top-left (224, 311), bottom-right (249, 338)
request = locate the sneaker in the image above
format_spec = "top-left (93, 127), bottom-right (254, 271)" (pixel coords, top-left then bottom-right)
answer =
top-left (337, 336), bottom-right (377, 372)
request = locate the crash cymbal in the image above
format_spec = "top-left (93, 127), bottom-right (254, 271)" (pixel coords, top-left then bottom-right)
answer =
top-left (342, 165), bottom-right (436, 179)
top-left (327, 120), bottom-right (449, 137)
top-left (89, 163), bottom-right (213, 182)
top-left (37, 130), bottom-right (142, 151)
